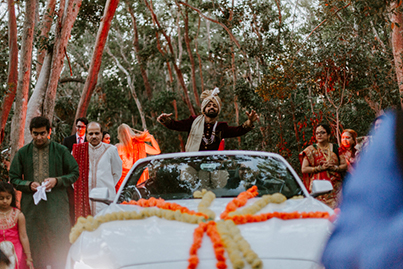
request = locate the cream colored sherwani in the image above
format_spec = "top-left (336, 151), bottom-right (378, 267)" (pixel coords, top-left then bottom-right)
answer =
top-left (88, 142), bottom-right (122, 214)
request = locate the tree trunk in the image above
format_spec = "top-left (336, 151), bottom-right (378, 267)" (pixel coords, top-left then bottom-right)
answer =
top-left (195, 17), bottom-right (205, 93)
top-left (24, 52), bottom-right (53, 145)
top-left (36, 0), bottom-right (56, 79)
top-left (184, 7), bottom-right (200, 107)
top-left (10, 0), bottom-right (36, 159)
top-left (125, 2), bottom-right (153, 100)
top-left (144, 0), bottom-right (196, 116)
top-left (391, 8), bottom-right (403, 108)
top-left (74, 0), bottom-right (120, 128)
top-left (105, 47), bottom-right (147, 130)
top-left (0, 0), bottom-right (18, 146)
top-left (43, 0), bottom-right (83, 123)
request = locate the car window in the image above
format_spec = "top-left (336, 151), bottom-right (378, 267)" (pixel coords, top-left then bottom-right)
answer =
top-left (117, 154), bottom-right (303, 203)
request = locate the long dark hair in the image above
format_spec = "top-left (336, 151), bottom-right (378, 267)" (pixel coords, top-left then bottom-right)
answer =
top-left (315, 123), bottom-right (331, 135)
top-left (0, 182), bottom-right (16, 208)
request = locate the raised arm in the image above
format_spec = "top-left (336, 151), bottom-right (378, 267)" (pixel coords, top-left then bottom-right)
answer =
top-left (144, 133), bottom-right (161, 155)
top-left (157, 113), bottom-right (195, 132)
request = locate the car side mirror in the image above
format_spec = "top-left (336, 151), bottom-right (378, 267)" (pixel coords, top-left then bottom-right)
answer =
top-left (89, 187), bottom-right (113, 205)
top-left (310, 180), bottom-right (333, 198)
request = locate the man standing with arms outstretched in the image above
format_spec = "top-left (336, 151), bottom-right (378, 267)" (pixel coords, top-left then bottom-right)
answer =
top-left (157, 88), bottom-right (259, 151)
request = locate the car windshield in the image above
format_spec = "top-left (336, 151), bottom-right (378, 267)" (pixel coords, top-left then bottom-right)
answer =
top-left (117, 154), bottom-right (304, 203)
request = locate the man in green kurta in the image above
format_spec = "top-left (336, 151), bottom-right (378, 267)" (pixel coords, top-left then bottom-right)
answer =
top-left (9, 116), bottom-right (79, 269)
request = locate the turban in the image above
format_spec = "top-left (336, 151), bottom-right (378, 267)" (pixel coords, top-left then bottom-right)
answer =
top-left (200, 88), bottom-right (222, 114)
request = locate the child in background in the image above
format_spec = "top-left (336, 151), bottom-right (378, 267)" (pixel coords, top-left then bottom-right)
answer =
top-left (0, 182), bottom-right (33, 269)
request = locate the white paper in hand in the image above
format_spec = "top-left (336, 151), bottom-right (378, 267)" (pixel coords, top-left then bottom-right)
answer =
top-left (33, 182), bottom-right (51, 205)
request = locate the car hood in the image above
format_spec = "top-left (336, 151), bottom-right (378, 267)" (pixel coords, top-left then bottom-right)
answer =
top-left (67, 197), bottom-right (333, 269)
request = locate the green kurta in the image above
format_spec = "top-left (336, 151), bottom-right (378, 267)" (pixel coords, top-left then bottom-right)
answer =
top-left (9, 140), bottom-right (79, 269)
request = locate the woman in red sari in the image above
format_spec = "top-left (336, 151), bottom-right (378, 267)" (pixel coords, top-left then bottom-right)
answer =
top-left (115, 124), bottom-right (161, 191)
top-left (299, 124), bottom-right (347, 208)
top-left (338, 129), bottom-right (357, 175)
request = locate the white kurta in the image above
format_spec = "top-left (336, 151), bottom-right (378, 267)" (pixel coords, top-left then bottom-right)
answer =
top-left (88, 142), bottom-right (122, 214)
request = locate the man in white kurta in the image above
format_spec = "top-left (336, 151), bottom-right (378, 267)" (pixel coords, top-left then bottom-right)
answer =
top-left (86, 122), bottom-right (122, 214)
top-left (88, 141), bottom-right (122, 214)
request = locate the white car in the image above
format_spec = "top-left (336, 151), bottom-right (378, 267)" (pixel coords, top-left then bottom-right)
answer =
top-left (66, 150), bottom-right (334, 269)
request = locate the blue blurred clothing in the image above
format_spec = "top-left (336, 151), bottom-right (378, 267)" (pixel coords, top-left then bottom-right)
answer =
top-left (322, 112), bottom-right (403, 268)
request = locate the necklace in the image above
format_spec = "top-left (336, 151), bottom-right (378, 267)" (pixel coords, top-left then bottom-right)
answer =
top-left (318, 143), bottom-right (331, 162)
top-left (202, 122), bottom-right (218, 145)
top-left (0, 209), bottom-right (12, 217)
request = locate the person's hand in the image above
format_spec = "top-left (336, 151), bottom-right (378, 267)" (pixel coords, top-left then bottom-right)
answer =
top-left (321, 162), bottom-right (331, 171)
top-left (30, 182), bottom-right (40, 192)
top-left (246, 110), bottom-right (259, 123)
top-left (328, 165), bottom-right (338, 171)
top-left (157, 113), bottom-right (173, 124)
top-left (26, 259), bottom-right (34, 269)
top-left (44, 178), bottom-right (57, 190)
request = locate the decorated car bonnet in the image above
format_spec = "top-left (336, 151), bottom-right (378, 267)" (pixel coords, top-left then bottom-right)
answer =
top-left (70, 186), bottom-right (335, 269)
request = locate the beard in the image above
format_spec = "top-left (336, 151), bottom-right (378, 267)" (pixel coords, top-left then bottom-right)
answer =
top-left (205, 109), bottom-right (218, 118)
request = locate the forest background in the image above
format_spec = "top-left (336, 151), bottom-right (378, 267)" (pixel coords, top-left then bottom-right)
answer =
top-left (0, 0), bottom-right (402, 177)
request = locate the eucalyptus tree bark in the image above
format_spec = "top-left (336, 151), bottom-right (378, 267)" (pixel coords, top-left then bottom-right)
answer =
top-left (42, 0), bottom-right (83, 123)
top-left (10, 0), bottom-right (36, 159)
top-left (144, 0), bottom-right (196, 116)
top-left (177, 12), bottom-right (183, 68)
top-left (126, 2), bottom-right (153, 100)
top-left (231, 46), bottom-right (241, 146)
top-left (195, 17), bottom-right (205, 93)
top-left (36, 0), bottom-right (56, 78)
top-left (391, 7), bottom-right (403, 108)
top-left (105, 47), bottom-right (147, 130)
top-left (178, 1), bottom-right (252, 83)
top-left (183, 6), bottom-right (200, 107)
top-left (0, 0), bottom-right (18, 146)
top-left (324, 69), bottom-right (348, 145)
top-left (74, 0), bottom-right (120, 127)
top-left (24, 53), bottom-right (53, 145)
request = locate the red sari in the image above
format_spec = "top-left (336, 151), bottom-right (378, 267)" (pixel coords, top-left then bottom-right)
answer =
top-left (339, 146), bottom-right (356, 171)
top-left (299, 144), bottom-right (343, 208)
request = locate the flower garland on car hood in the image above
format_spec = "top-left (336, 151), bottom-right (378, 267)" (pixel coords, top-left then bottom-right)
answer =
top-left (70, 186), bottom-right (333, 269)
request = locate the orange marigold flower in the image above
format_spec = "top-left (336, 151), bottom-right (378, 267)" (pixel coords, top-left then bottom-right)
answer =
top-left (216, 260), bottom-right (227, 269)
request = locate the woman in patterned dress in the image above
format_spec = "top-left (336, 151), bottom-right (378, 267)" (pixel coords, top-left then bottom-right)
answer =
top-left (299, 124), bottom-right (347, 208)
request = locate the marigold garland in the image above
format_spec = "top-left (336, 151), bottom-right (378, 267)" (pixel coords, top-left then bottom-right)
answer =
top-left (122, 197), bottom-right (208, 218)
top-left (188, 221), bottom-right (227, 269)
top-left (228, 193), bottom-right (286, 217)
top-left (197, 190), bottom-right (216, 220)
top-left (69, 207), bottom-right (206, 243)
top-left (71, 187), bottom-right (332, 269)
top-left (226, 211), bottom-right (330, 225)
top-left (220, 186), bottom-right (259, 219)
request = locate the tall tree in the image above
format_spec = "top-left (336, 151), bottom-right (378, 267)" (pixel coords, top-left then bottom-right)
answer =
top-left (10, 0), bottom-right (36, 159)
top-left (74, 0), bottom-right (120, 131)
top-left (43, 0), bottom-right (83, 122)
top-left (390, 5), bottom-right (403, 108)
top-left (0, 0), bottom-right (18, 146)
